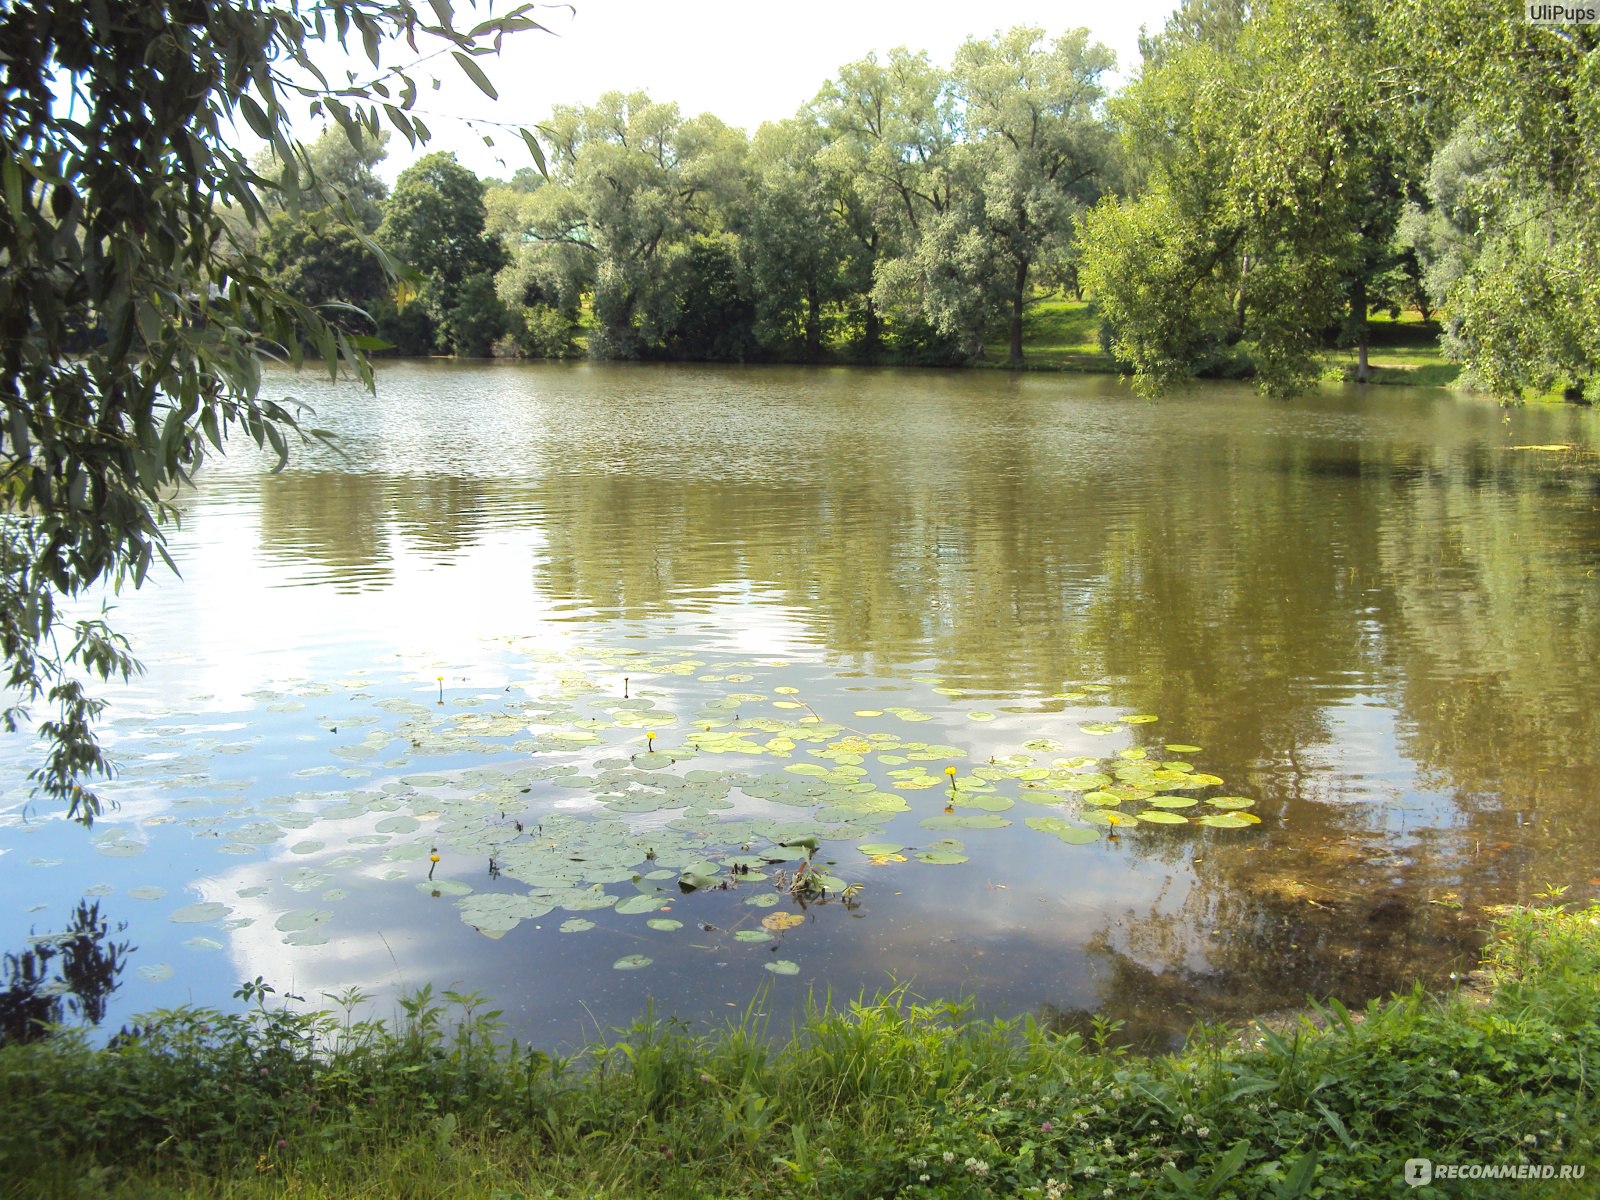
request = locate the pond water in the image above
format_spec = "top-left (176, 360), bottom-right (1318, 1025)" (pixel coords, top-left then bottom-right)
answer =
top-left (3, 362), bottom-right (1599, 1050)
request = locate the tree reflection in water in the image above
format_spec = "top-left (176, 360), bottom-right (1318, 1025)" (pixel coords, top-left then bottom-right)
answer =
top-left (0, 901), bottom-right (134, 1045)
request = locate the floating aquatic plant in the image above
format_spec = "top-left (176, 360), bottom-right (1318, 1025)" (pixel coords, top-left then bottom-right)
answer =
top-left (49, 649), bottom-right (1263, 974)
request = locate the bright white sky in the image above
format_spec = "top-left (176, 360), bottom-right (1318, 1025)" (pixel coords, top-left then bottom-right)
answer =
top-left (361, 0), bottom-right (1179, 181)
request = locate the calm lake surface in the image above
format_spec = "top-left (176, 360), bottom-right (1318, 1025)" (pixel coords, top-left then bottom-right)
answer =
top-left (4, 362), bottom-right (1599, 1049)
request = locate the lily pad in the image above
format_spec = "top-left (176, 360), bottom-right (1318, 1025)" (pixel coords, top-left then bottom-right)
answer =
top-left (920, 813), bottom-right (1010, 830)
top-left (613, 954), bottom-right (653, 970)
top-left (761, 911), bottom-right (805, 931)
top-left (1081, 790), bottom-right (1124, 807)
top-left (765, 960), bottom-right (800, 976)
top-left (417, 879), bottom-right (473, 897)
top-left (559, 918), bottom-right (595, 933)
top-left (170, 902), bottom-right (230, 924)
top-left (1025, 817), bottom-right (1099, 845)
top-left (616, 894), bottom-right (667, 915)
top-left (1197, 812), bottom-right (1261, 828)
top-left (647, 918), bottom-right (684, 931)
top-left (734, 929), bottom-right (772, 943)
top-left (1134, 810), bottom-right (1189, 825)
top-left (1207, 796), bottom-right (1257, 810)
top-left (915, 846), bottom-right (969, 864)
top-left (856, 842), bottom-right (905, 856)
top-left (952, 794), bottom-right (1014, 812)
top-left (274, 908), bottom-right (332, 932)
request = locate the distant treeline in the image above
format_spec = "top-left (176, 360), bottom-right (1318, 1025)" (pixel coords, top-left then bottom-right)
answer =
top-left (250, 0), bottom-right (1598, 399)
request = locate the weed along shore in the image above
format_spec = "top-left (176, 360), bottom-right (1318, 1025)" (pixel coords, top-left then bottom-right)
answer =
top-left (2, 903), bottom-right (1595, 1198)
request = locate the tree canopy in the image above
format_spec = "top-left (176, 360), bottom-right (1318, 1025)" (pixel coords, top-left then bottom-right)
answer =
top-left (1080, 0), bottom-right (1597, 400)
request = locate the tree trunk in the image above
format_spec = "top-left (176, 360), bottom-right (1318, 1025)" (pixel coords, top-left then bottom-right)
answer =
top-left (1009, 258), bottom-right (1028, 366)
top-left (1351, 274), bottom-right (1371, 384)
top-left (1233, 252), bottom-right (1248, 342)
top-left (863, 297), bottom-right (881, 361)
top-left (805, 278), bottom-right (821, 361)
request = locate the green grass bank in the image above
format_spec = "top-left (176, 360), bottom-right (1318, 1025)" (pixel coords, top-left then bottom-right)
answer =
top-left (980, 300), bottom-right (1463, 389)
top-left (2, 903), bottom-right (1596, 1198)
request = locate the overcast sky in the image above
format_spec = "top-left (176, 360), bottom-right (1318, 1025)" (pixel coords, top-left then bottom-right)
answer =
top-left (356, 0), bottom-right (1179, 180)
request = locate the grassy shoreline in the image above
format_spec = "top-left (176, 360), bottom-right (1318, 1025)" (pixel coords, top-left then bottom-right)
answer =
top-left (3, 903), bottom-right (1597, 1198)
top-left (977, 300), bottom-right (1467, 391)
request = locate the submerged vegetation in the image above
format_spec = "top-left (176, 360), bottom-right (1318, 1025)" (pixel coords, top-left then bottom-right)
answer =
top-left (2, 902), bottom-right (1596, 1198)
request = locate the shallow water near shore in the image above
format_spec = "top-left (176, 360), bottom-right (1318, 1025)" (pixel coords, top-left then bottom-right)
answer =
top-left (3, 361), bottom-right (1598, 1050)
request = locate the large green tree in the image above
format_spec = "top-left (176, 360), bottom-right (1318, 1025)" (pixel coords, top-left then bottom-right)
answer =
top-left (1080, 0), bottom-right (1410, 396)
top-left (744, 116), bottom-right (854, 360)
top-left (812, 49), bottom-right (955, 357)
top-left (377, 151), bottom-right (509, 356)
top-left (1379, 0), bottom-right (1598, 399)
top-left (257, 128), bottom-right (394, 333)
top-left (516, 92), bottom-right (748, 359)
top-left (0, 0), bottom-right (544, 822)
top-left (920, 26), bottom-right (1115, 364)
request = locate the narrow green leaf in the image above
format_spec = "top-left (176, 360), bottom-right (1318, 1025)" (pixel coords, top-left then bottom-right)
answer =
top-left (453, 51), bottom-right (497, 100)
top-left (1280, 1148), bottom-right (1319, 1197)
top-left (1314, 1101), bottom-right (1355, 1151)
top-left (237, 94), bottom-right (273, 140)
top-left (520, 128), bottom-right (548, 177)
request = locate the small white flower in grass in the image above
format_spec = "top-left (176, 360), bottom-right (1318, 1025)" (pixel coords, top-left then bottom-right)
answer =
top-left (943, 1151), bottom-right (955, 1163)
top-left (1197, 1126), bottom-right (1211, 1138)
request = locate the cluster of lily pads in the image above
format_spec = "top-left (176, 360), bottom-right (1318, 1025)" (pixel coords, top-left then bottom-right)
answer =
top-left (29, 644), bottom-right (1259, 974)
